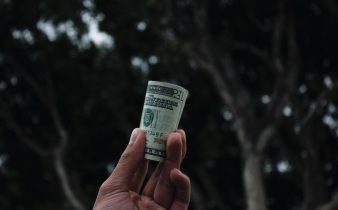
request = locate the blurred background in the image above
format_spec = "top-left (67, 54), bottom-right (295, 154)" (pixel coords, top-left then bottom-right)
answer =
top-left (1, 0), bottom-right (338, 210)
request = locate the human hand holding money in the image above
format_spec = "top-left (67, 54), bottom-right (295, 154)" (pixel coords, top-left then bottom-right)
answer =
top-left (140, 81), bottom-right (189, 162)
top-left (93, 81), bottom-right (190, 209)
top-left (93, 128), bottom-right (191, 210)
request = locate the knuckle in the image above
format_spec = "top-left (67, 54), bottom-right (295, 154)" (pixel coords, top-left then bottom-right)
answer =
top-left (98, 178), bottom-right (119, 195)
top-left (120, 151), bottom-right (133, 160)
top-left (119, 150), bottom-right (139, 164)
top-left (98, 180), bottom-right (112, 194)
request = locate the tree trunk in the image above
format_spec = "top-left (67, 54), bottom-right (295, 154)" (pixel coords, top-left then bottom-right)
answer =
top-left (301, 122), bottom-right (328, 210)
top-left (302, 153), bottom-right (327, 210)
top-left (243, 151), bottom-right (267, 210)
top-left (54, 151), bottom-right (86, 210)
top-left (317, 198), bottom-right (338, 210)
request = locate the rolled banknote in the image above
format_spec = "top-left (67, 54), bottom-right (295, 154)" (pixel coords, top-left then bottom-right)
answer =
top-left (140, 81), bottom-right (189, 162)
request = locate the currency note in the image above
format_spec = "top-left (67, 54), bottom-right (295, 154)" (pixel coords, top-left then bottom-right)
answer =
top-left (140, 81), bottom-right (189, 162)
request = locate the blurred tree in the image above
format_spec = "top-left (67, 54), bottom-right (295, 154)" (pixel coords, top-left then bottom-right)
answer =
top-left (0, 0), bottom-right (338, 210)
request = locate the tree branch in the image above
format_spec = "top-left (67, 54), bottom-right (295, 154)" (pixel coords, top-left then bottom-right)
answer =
top-left (266, 5), bottom-right (300, 125)
top-left (317, 196), bottom-right (338, 210)
top-left (256, 125), bottom-right (276, 153)
top-left (295, 81), bottom-right (338, 133)
top-left (265, 4), bottom-right (287, 122)
top-left (271, 0), bottom-right (285, 74)
top-left (190, 49), bottom-right (238, 115)
top-left (3, 69), bottom-right (87, 210)
top-left (45, 73), bottom-right (86, 210)
top-left (54, 151), bottom-right (86, 210)
top-left (190, 47), bottom-right (251, 149)
top-left (231, 41), bottom-right (269, 63)
top-left (0, 102), bottom-right (54, 156)
top-left (218, 51), bottom-right (253, 117)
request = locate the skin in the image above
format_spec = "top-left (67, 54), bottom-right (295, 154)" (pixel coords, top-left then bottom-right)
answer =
top-left (93, 128), bottom-right (191, 210)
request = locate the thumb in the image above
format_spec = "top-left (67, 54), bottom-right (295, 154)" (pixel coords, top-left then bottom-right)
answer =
top-left (104, 128), bottom-right (145, 193)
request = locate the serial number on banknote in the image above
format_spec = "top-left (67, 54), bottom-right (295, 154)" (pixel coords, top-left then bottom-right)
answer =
top-left (144, 130), bottom-right (165, 138)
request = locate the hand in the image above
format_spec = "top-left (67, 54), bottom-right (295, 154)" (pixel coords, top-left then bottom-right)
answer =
top-left (93, 128), bottom-right (190, 210)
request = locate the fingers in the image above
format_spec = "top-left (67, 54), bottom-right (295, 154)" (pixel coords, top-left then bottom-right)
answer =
top-left (142, 163), bottom-right (163, 197)
top-left (153, 132), bottom-right (183, 208)
top-left (129, 158), bottom-right (148, 193)
top-left (142, 129), bottom-right (187, 202)
top-left (176, 129), bottom-right (187, 161)
top-left (165, 132), bottom-right (183, 166)
top-left (101, 128), bottom-right (145, 194)
top-left (169, 169), bottom-right (191, 210)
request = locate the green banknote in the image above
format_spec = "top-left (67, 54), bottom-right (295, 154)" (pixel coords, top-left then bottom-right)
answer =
top-left (140, 81), bottom-right (189, 162)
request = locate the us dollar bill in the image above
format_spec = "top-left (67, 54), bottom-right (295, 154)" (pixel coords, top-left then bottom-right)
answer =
top-left (140, 81), bottom-right (189, 162)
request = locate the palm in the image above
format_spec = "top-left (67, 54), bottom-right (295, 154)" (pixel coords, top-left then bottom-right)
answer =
top-left (93, 129), bottom-right (190, 210)
top-left (94, 192), bottom-right (164, 210)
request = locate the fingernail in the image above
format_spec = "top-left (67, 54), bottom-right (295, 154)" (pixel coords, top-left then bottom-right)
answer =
top-left (129, 129), bottom-right (139, 145)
